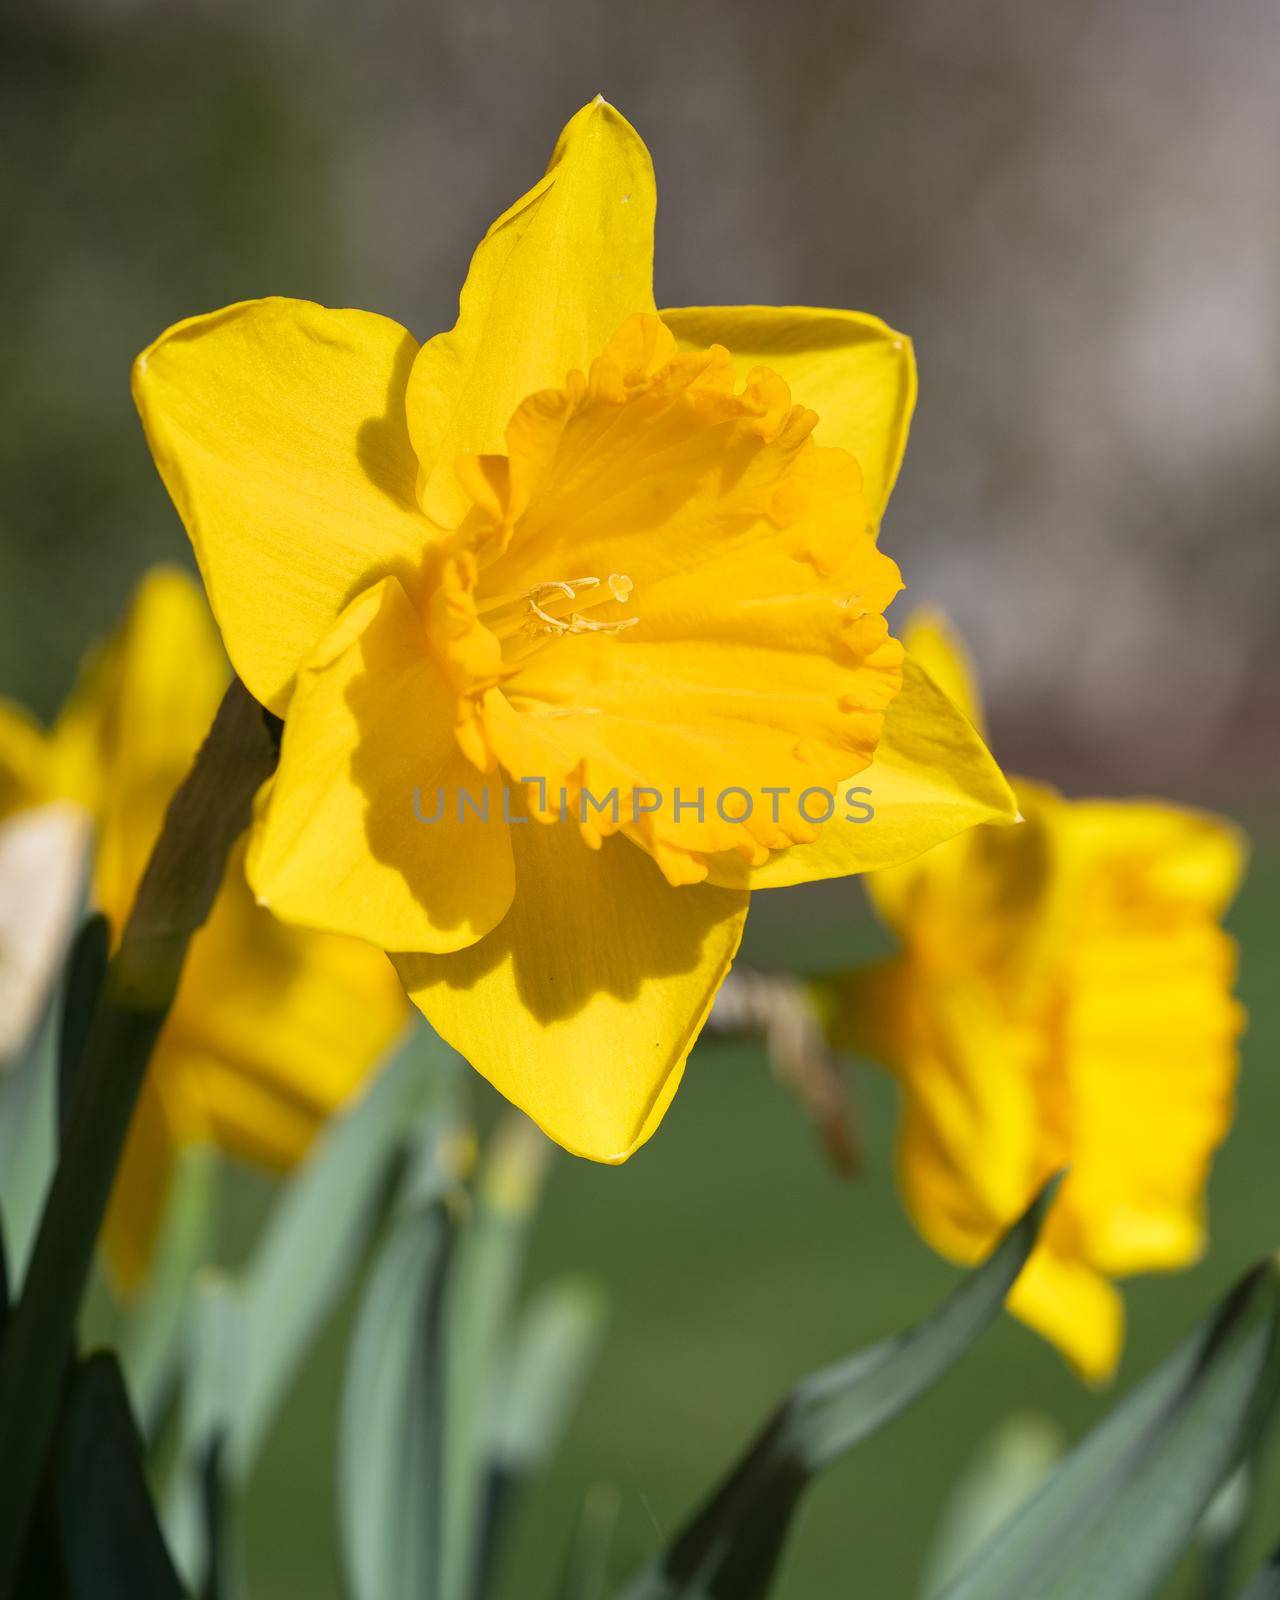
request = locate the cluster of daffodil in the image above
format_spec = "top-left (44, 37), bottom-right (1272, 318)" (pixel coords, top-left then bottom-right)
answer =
top-left (0, 98), bottom-right (1256, 1600)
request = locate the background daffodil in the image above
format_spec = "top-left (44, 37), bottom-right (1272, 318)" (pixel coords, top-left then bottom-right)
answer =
top-left (0, 567), bottom-right (408, 1287)
top-left (132, 98), bottom-right (1016, 1164)
top-left (0, 804), bottom-right (87, 1074)
top-left (832, 612), bottom-right (1247, 1382)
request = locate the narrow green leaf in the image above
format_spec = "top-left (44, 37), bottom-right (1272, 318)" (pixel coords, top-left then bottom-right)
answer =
top-left (12, 1480), bottom-right (68, 1600)
top-left (338, 1194), bottom-right (456, 1600)
top-left (491, 1278), bottom-right (606, 1476)
top-left (618, 1177), bottom-right (1060, 1600)
top-left (442, 1114), bottom-right (553, 1600)
top-left (920, 1413), bottom-right (1064, 1597)
top-left (0, 1002), bottom-right (59, 1290)
top-left (0, 824), bottom-right (87, 1292)
top-left (474, 1279), bottom-right (606, 1600)
top-left (0, 1212), bottom-right (8, 1331)
top-left (231, 1023), bottom-right (453, 1475)
top-left (938, 1260), bottom-right (1280, 1600)
top-left (556, 1484), bottom-right (621, 1600)
top-left (160, 1272), bottom-right (247, 1593)
top-left (199, 1435), bottom-right (238, 1600)
top-left (0, 988), bottom-right (170, 1600)
top-left (1236, 1545), bottom-right (1280, 1599)
top-left (57, 914), bottom-right (109, 1143)
top-left (1198, 1463), bottom-right (1252, 1600)
top-left (118, 1144), bottom-right (219, 1440)
top-left (54, 1351), bottom-right (185, 1599)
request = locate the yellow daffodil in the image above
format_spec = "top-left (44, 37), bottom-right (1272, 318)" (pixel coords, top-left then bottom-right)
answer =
top-left (0, 568), bottom-right (408, 1286)
top-left (832, 611), bottom-right (1246, 1381)
top-left (132, 99), bottom-right (1015, 1162)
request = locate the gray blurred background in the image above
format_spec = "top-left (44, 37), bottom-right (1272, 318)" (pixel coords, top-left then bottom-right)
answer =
top-left (3, 0), bottom-right (1278, 804)
top-left (3, 4), bottom-right (1279, 1596)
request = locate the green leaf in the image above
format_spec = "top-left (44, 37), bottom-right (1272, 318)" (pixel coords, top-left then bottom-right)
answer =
top-left (57, 914), bottom-right (109, 1143)
top-left (1197, 1463), bottom-right (1252, 1600)
top-left (474, 1278), bottom-right (606, 1600)
top-left (617, 1177), bottom-right (1060, 1600)
top-left (1236, 1546), bottom-right (1280, 1599)
top-left (230, 1023), bottom-right (454, 1475)
top-left (54, 1351), bottom-right (185, 1599)
top-left (442, 1114), bottom-right (553, 1600)
top-left (338, 1193), bottom-right (456, 1600)
top-left (160, 1272), bottom-right (246, 1594)
top-left (490, 1278), bottom-right (606, 1477)
top-left (919, 1413), bottom-right (1065, 1597)
top-left (198, 1436), bottom-right (235, 1600)
top-left (556, 1485), bottom-right (622, 1600)
top-left (118, 1144), bottom-right (219, 1440)
top-left (0, 1000), bottom-right (59, 1291)
top-left (937, 1259), bottom-right (1280, 1600)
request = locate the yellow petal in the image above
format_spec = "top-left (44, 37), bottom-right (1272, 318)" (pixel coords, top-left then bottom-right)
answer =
top-left (661, 304), bottom-right (915, 531)
top-left (407, 99), bottom-right (657, 521)
top-left (133, 299), bottom-right (427, 713)
top-left (900, 607), bottom-right (986, 737)
top-left (859, 610), bottom-right (1006, 925)
top-left (1007, 1246), bottom-right (1125, 1385)
top-left (395, 824), bottom-right (747, 1159)
top-left (841, 956), bottom-right (1127, 1384)
top-left (864, 773), bottom-right (1061, 956)
top-left (248, 576), bottom-right (515, 953)
top-left (844, 960), bottom-right (1047, 1262)
top-left (1066, 800), bottom-right (1247, 921)
top-left (1052, 801), bottom-right (1246, 1279)
top-left (163, 843), bottom-right (408, 1167)
top-left (0, 699), bottom-right (54, 819)
top-left (51, 567), bottom-right (229, 937)
top-left (706, 655), bottom-right (1017, 890)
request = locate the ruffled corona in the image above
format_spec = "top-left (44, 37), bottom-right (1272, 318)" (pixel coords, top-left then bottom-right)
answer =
top-left (425, 315), bottom-right (905, 885)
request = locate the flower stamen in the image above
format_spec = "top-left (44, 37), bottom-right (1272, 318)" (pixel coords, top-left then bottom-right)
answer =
top-left (481, 573), bottom-right (639, 642)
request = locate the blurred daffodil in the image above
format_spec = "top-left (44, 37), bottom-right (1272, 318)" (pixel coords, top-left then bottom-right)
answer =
top-left (0, 569), bottom-right (408, 1286)
top-left (132, 99), bottom-right (1015, 1162)
top-left (0, 804), bottom-right (88, 1072)
top-left (832, 612), bottom-right (1246, 1381)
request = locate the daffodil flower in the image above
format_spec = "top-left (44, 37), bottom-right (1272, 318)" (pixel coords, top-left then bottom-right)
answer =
top-left (132, 99), bottom-right (1014, 1162)
top-left (832, 611), bottom-right (1246, 1381)
top-left (0, 569), bottom-right (408, 1286)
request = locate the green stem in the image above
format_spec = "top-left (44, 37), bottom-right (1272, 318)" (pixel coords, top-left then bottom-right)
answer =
top-left (0, 679), bottom-right (278, 1598)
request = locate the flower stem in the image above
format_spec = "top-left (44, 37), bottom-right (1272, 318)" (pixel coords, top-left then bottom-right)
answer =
top-left (0, 678), bottom-right (278, 1597)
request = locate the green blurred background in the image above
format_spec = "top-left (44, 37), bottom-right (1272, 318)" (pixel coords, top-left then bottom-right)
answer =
top-left (3, 0), bottom-right (1278, 1594)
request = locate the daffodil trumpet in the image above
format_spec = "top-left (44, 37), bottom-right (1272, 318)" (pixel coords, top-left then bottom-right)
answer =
top-left (0, 677), bottom-right (279, 1599)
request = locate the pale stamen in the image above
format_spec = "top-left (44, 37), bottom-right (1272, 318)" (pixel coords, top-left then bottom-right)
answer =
top-left (480, 574), bottom-right (638, 643)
